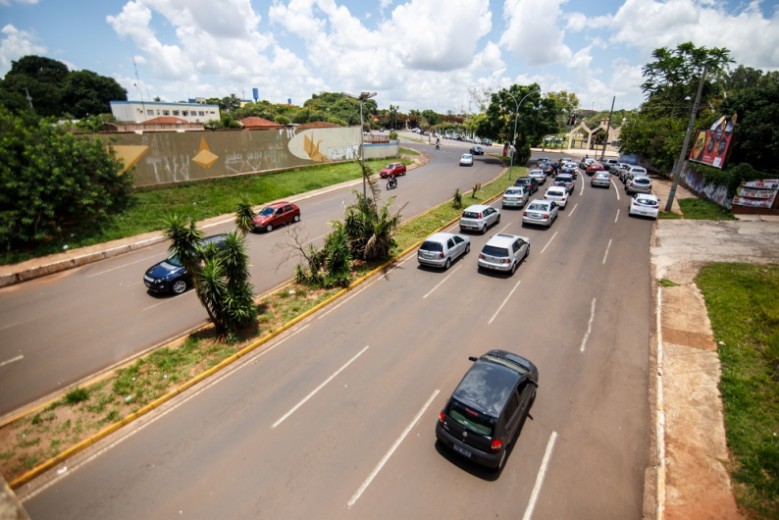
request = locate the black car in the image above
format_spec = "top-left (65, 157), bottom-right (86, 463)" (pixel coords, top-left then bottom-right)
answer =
top-left (436, 350), bottom-right (538, 471)
top-left (143, 233), bottom-right (229, 295)
top-left (514, 176), bottom-right (539, 195)
top-left (469, 145), bottom-right (485, 156)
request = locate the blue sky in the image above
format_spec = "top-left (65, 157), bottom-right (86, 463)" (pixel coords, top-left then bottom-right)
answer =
top-left (1, 0), bottom-right (778, 114)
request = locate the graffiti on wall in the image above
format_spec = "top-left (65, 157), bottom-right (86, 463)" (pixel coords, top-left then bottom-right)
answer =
top-left (682, 166), bottom-right (731, 208)
top-left (109, 126), bottom-right (368, 188)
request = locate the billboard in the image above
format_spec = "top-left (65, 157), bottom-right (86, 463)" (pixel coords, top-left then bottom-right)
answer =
top-left (689, 114), bottom-right (736, 169)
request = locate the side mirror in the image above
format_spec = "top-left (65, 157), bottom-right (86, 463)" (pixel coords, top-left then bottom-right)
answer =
top-left (468, 356), bottom-right (478, 362)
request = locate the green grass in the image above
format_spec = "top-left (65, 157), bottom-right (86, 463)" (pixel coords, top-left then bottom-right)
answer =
top-left (696, 263), bottom-right (779, 518)
top-left (2, 159), bottom-right (395, 265)
top-left (678, 198), bottom-right (737, 220)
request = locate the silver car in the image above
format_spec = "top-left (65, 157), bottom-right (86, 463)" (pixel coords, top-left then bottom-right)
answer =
top-left (591, 171), bottom-right (611, 189)
top-left (626, 175), bottom-right (652, 194)
top-left (459, 204), bottom-right (500, 234)
top-left (527, 168), bottom-right (546, 185)
top-left (418, 232), bottom-right (471, 270)
top-left (502, 187), bottom-right (529, 208)
top-left (522, 199), bottom-right (559, 227)
top-left (477, 233), bottom-right (530, 275)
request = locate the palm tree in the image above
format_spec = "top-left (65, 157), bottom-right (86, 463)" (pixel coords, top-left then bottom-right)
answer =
top-left (234, 197), bottom-right (255, 236)
top-left (163, 214), bottom-right (203, 282)
top-left (343, 192), bottom-right (402, 262)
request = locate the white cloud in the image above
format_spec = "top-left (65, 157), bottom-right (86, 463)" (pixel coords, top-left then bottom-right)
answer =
top-left (611, 0), bottom-right (779, 70)
top-left (499, 0), bottom-right (573, 65)
top-left (0, 24), bottom-right (46, 75)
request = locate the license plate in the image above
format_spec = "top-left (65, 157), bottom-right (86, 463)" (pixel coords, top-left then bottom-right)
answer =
top-left (453, 444), bottom-right (472, 458)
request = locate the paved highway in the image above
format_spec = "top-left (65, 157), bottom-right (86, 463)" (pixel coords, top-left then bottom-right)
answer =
top-left (19, 156), bottom-right (652, 518)
top-left (0, 141), bottom-right (499, 416)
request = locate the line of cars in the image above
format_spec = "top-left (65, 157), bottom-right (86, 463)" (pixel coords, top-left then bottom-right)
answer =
top-left (586, 159), bottom-right (661, 219)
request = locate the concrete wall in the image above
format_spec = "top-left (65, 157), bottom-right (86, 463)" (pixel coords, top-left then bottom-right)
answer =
top-left (108, 127), bottom-right (399, 188)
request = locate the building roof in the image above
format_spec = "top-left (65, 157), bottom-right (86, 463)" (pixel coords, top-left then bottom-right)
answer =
top-left (240, 116), bottom-right (283, 129)
top-left (143, 116), bottom-right (188, 125)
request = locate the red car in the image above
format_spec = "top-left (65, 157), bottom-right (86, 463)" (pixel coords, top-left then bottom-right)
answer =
top-left (252, 201), bottom-right (301, 232)
top-left (379, 162), bottom-right (407, 178)
top-left (586, 162), bottom-right (606, 176)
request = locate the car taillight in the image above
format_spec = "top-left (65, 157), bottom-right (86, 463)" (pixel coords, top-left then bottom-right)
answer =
top-left (523, 211), bottom-right (528, 216)
top-left (438, 411), bottom-right (446, 423)
top-left (502, 258), bottom-right (510, 264)
top-left (491, 439), bottom-right (503, 451)
top-left (439, 252), bottom-right (444, 258)
top-left (477, 212), bottom-right (483, 218)
top-left (479, 253), bottom-right (485, 259)
top-left (543, 213), bottom-right (550, 218)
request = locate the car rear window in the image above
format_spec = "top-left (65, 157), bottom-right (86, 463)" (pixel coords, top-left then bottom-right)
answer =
top-left (633, 178), bottom-right (651, 185)
top-left (547, 189), bottom-right (565, 196)
top-left (420, 241), bottom-right (443, 251)
top-left (481, 245), bottom-right (508, 257)
top-left (505, 189), bottom-right (522, 195)
top-left (637, 198), bottom-right (658, 206)
top-left (447, 400), bottom-right (494, 436)
top-left (462, 211), bottom-right (479, 219)
top-left (527, 202), bottom-right (547, 211)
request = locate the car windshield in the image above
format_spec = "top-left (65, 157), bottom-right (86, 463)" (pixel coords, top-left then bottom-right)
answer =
top-left (448, 400), bottom-right (494, 436)
top-left (259, 206), bottom-right (275, 217)
top-left (385, 164), bottom-right (395, 169)
top-left (165, 255), bottom-right (183, 268)
top-left (420, 241), bottom-right (443, 252)
top-left (481, 245), bottom-right (508, 257)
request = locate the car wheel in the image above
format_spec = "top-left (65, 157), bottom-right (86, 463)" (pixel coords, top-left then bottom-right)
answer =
top-left (481, 225), bottom-right (486, 234)
top-left (444, 258), bottom-right (451, 270)
top-left (266, 224), bottom-right (273, 232)
top-left (464, 243), bottom-right (471, 254)
top-left (511, 261), bottom-right (518, 274)
top-left (171, 279), bottom-right (188, 295)
top-left (496, 448), bottom-right (508, 472)
top-left (496, 214), bottom-right (501, 224)
top-left (293, 214), bottom-right (300, 223)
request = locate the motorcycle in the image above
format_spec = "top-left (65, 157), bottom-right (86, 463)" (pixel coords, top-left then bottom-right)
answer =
top-left (435, 143), bottom-right (440, 150)
top-left (386, 176), bottom-right (398, 190)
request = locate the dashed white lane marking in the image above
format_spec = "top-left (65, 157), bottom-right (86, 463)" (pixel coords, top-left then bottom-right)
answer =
top-left (523, 431), bottom-right (558, 520)
top-left (489, 279), bottom-right (522, 325)
top-left (580, 298), bottom-right (597, 353)
top-left (0, 355), bottom-right (24, 368)
top-left (602, 238), bottom-right (613, 264)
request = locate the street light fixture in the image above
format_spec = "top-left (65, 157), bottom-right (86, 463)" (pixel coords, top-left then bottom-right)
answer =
top-left (504, 90), bottom-right (534, 180)
top-left (343, 91), bottom-right (377, 198)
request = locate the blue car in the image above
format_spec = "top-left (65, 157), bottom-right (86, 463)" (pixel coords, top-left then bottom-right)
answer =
top-left (143, 234), bottom-right (228, 295)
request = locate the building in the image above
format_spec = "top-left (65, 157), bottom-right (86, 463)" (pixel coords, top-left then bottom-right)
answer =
top-left (110, 100), bottom-right (221, 124)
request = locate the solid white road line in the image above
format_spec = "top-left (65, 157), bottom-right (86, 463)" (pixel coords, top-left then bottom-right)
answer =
top-left (86, 253), bottom-right (161, 278)
top-left (602, 238), bottom-right (613, 264)
top-left (272, 345), bottom-right (370, 429)
top-left (347, 389), bottom-right (440, 509)
top-left (540, 231), bottom-right (558, 255)
top-left (523, 431), bottom-right (558, 520)
top-left (656, 287), bottom-right (666, 519)
top-left (489, 279), bottom-right (522, 325)
top-left (580, 298), bottom-right (597, 353)
top-left (568, 203), bottom-right (578, 217)
top-left (0, 355), bottom-right (24, 368)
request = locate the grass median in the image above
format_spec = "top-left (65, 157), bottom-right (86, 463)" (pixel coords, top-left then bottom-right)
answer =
top-left (0, 157), bottom-right (521, 487)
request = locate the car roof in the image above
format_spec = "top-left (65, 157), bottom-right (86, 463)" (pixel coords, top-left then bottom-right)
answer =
top-left (266, 200), bottom-right (292, 207)
top-left (546, 187), bottom-right (566, 193)
top-left (464, 204), bottom-right (491, 211)
top-left (484, 233), bottom-right (527, 247)
top-left (529, 199), bottom-right (553, 206)
top-left (426, 232), bottom-right (460, 242)
top-left (452, 350), bottom-right (536, 417)
top-left (635, 193), bottom-right (658, 200)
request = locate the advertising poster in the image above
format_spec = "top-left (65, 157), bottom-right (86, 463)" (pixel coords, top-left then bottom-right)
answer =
top-left (689, 114), bottom-right (737, 169)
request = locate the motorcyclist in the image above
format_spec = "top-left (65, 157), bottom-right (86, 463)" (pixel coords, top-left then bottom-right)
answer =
top-left (435, 137), bottom-right (440, 150)
top-left (387, 173), bottom-right (398, 189)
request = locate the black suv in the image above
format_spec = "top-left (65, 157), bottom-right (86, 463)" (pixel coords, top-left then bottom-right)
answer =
top-left (436, 350), bottom-right (538, 471)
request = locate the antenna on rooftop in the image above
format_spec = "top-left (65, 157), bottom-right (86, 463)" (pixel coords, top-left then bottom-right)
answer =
top-left (132, 56), bottom-right (146, 120)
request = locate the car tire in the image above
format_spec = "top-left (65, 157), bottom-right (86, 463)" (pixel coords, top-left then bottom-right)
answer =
top-left (266, 224), bottom-right (273, 232)
top-left (171, 279), bottom-right (188, 295)
top-left (481, 225), bottom-right (486, 234)
top-left (511, 261), bottom-right (518, 275)
top-left (293, 214), bottom-right (300, 223)
top-left (444, 258), bottom-right (451, 270)
top-left (465, 243), bottom-right (471, 254)
top-left (496, 214), bottom-right (501, 224)
top-left (495, 449), bottom-right (508, 472)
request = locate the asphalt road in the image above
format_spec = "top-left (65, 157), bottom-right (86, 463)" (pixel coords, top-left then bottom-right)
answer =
top-left (19, 158), bottom-right (652, 519)
top-left (0, 140), bottom-right (500, 416)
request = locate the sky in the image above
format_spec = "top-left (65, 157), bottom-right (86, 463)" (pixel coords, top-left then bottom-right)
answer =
top-left (1, 0), bottom-right (778, 115)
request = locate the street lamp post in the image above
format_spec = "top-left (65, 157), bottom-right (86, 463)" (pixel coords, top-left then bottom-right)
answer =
top-left (343, 91), bottom-right (377, 198)
top-left (665, 65), bottom-right (707, 212)
top-left (505, 90), bottom-right (533, 179)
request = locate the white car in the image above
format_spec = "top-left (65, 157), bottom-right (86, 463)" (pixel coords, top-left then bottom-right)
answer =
top-left (544, 186), bottom-right (569, 208)
top-left (591, 171), bottom-right (611, 189)
top-left (629, 193), bottom-right (660, 219)
top-left (502, 187), bottom-right (529, 208)
top-left (417, 232), bottom-right (471, 270)
top-left (624, 165), bottom-right (648, 183)
top-left (459, 153), bottom-right (474, 167)
top-left (477, 233), bottom-right (530, 275)
top-left (527, 168), bottom-right (546, 185)
top-left (459, 204), bottom-right (500, 234)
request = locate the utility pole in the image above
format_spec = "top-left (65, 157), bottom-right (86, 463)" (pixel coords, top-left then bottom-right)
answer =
top-left (665, 65), bottom-right (708, 212)
top-left (600, 96), bottom-right (615, 161)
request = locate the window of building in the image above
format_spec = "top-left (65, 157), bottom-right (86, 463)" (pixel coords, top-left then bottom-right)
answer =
top-left (172, 110), bottom-right (180, 116)
top-left (147, 110), bottom-right (154, 116)
top-left (163, 110), bottom-right (170, 116)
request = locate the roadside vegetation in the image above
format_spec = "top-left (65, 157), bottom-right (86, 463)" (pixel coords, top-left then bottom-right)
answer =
top-left (696, 264), bottom-right (779, 518)
top-left (0, 163), bottom-right (521, 487)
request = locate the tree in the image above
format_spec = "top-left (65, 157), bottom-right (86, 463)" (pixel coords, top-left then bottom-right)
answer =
top-left (0, 106), bottom-right (132, 251)
top-left (62, 70), bottom-right (127, 118)
top-left (343, 191), bottom-right (402, 262)
top-left (234, 197), bottom-right (255, 236)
